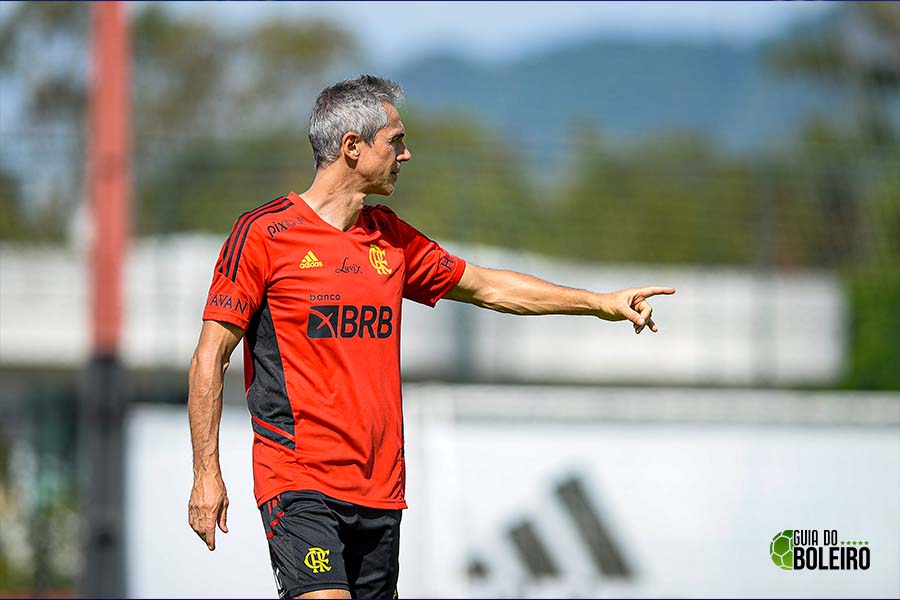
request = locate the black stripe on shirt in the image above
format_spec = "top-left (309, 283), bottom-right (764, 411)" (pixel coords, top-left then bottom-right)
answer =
top-left (226, 202), bottom-right (293, 281)
top-left (219, 196), bottom-right (290, 281)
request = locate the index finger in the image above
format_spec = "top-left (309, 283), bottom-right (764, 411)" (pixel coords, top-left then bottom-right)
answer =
top-left (635, 286), bottom-right (675, 298)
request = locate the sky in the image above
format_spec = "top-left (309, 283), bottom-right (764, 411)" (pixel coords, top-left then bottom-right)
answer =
top-left (159, 1), bottom-right (838, 67)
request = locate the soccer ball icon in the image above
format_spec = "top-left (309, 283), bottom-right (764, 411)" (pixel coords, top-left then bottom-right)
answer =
top-left (770, 530), bottom-right (794, 570)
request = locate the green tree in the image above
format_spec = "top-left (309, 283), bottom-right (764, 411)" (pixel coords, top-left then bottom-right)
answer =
top-left (138, 109), bottom-right (543, 243)
top-left (137, 128), bottom-right (314, 234)
top-left (0, 2), bottom-right (89, 125)
top-left (0, 3), bottom-right (356, 239)
top-left (387, 110), bottom-right (542, 249)
top-left (769, 3), bottom-right (900, 389)
top-left (555, 128), bottom-right (757, 266)
top-left (769, 4), bottom-right (900, 146)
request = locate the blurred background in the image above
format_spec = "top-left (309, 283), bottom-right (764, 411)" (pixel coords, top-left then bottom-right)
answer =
top-left (0, 1), bottom-right (898, 597)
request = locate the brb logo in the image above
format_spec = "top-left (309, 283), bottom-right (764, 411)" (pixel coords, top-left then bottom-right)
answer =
top-left (307, 304), bottom-right (394, 339)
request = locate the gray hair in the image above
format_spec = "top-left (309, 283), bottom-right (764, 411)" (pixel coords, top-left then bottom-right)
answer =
top-left (309, 75), bottom-right (404, 169)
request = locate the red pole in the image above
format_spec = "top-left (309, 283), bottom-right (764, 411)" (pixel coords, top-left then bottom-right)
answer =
top-left (88, 0), bottom-right (130, 356)
top-left (82, 2), bottom-right (130, 596)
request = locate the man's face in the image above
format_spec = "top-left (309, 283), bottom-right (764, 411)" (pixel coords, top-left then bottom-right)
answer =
top-left (357, 102), bottom-right (411, 196)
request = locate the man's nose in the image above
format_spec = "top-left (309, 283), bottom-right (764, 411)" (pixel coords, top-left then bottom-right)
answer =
top-left (398, 145), bottom-right (411, 162)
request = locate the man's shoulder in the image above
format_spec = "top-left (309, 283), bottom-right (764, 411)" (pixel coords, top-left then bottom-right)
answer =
top-left (228, 196), bottom-right (299, 238)
top-left (361, 203), bottom-right (405, 232)
top-left (362, 203), bottom-right (399, 220)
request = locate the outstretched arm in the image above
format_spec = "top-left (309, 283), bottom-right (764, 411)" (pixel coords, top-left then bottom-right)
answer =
top-left (444, 263), bottom-right (675, 334)
top-left (188, 319), bottom-right (244, 550)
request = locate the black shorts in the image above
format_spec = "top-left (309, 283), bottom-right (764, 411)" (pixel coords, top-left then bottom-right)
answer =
top-left (260, 490), bottom-right (401, 598)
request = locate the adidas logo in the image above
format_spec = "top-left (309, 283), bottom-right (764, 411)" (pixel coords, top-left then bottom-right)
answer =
top-left (299, 250), bottom-right (323, 269)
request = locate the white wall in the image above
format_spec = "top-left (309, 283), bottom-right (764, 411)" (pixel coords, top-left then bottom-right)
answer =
top-left (126, 385), bottom-right (900, 598)
top-left (1, 239), bottom-right (846, 385)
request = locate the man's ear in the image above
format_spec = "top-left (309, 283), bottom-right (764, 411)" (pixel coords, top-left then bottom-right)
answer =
top-left (341, 131), bottom-right (362, 162)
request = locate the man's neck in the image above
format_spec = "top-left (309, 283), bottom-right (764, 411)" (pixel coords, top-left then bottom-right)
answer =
top-left (299, 168), bottom-right (366, 232)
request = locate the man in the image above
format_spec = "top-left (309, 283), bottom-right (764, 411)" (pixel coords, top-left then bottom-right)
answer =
top-left (188, 75), bottom-right (674, 599)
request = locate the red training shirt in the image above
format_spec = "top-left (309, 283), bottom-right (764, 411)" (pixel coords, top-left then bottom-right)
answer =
top-left (202, 192), bottom-right (465, 509)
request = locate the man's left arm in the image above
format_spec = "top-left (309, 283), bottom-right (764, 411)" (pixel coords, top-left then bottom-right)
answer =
top-left (444, 263), bottom-right (675, 334)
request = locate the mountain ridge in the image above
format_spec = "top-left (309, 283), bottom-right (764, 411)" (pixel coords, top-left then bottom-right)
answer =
top-left (383, 30), bottom-right (846, 161)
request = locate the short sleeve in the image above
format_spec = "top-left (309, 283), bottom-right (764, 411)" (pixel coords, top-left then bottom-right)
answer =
top-left (202, 221), bottom-right (268, 329)
top-left (397, 219), bottom-right (466, 307)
